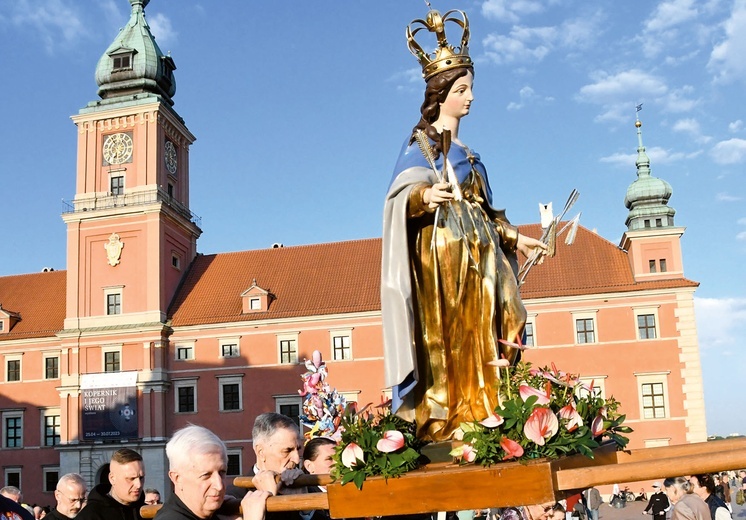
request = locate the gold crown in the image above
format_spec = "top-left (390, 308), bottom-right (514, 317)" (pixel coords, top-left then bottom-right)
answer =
top-left (407, 8), bottom-right (472, 80)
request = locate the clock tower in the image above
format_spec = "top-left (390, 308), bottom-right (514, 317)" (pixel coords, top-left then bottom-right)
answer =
top-left (58, 0), bottom-right (200, 480)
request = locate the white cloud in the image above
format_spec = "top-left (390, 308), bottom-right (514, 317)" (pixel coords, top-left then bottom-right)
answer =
top-left (3, 0), bottom-right (88, 52)
top-left (728, 120), bottom-right (743, 132)
top-left (637, 0), bottom-right (700, 58)
top-left (646, 0), bottom-right (699, 32)
top-left (710, 138), bottom-right (746, 164)
top-left (600, 146), bottom-right (701, 167)
top-left (671, 117), bottom-right (711, 143)
top-left (737, 231), bottom-right (746, 240)
top-left (147, 12), bottom-right (177, 48)
top-left (506, 85), bottom-right (554, 111)
top-left (481, 0), bottom-right (546, 23)
top-left (483, 26), bottom-right (556, 65)
top-left (708, 1), bottom-right (746, 83)
top-left (579, 70), bottom-right (668, 103)
top-left (694, 297), bottom-right (746, 350)
top-left (716, 192), bottom-right (742, 202)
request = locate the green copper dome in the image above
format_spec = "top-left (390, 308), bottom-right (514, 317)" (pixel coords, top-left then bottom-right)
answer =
top-left (624, 119), bottom-right (676, 231)
top-left (94, 0), bottom-right (176, 105)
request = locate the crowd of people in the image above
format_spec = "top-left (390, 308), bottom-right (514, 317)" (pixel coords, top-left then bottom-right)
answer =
top-left (2, 417), bottom-right (745, 520)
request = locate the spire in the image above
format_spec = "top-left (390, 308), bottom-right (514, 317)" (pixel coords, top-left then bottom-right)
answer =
top-left (92, 0), bottom-right (176, 106)
top-left (624, 110), bottom-right (675, 231)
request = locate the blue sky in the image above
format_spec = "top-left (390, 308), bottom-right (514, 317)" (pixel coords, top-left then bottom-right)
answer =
top-left (0, 0), bottom-right (744, 436)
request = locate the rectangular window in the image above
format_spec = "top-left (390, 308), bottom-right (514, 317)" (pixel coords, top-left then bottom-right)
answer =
top-left (44, 414), bottom-right (61, 447)
top-left (221, 344), bottom-right (239, 358)
top-left (576, 318), bottom-right (595, 344)
top-left (649, 259), bottom-right (657, 273)
top-left (106, 293), bottom-right (121, 315)
top-left (113, 55), bottom-right (131, 69)
top-left (332, 335), bottom-right (351, 361)
top-left (176, 346), bottom-right (193, 361)
top-left (641, 382), bottom-right (666, 419)
top-left (4, 416), bottom-right (22, 448)
top-left (5, 469), bottom-right (21, 488)
top-left (637, 314), bottom-right (657, 339)
top-left (167, 183), bottom-right (174, 198)
top-left (45, 356), bottom-right (59, 379)
top-left (0, 321), bottom-right (4, 331)
top-left (178, 386), bottom-right (195, 413)
top-left (104, 351), bottom-right (120, 372)
top-left (250, 298), bottom-right (261, 310)
top-left (279, 403), bottom-right (300, 427)
top-left (524, 322), bottom-right (535, 347)
top-left (280, 339), bottom-right (298, 364)
top-left (222, 384), bottom-right (240, 411)
top-left (655, 218), bottom-right (662, 227)
top-left (227, 453), bottom-right (241, 476)
top-left (7, 359), bottom-right (20, 382)
top-left (111, 176), bottom-right (124, 195)
top-left (659, 259), bottom-right (667, 272)
top-left (43, 469), bottom-right (59, 493)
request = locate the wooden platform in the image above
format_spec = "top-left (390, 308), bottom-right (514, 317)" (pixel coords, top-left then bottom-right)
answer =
top-left (141, 438), bottom-right (746, 519)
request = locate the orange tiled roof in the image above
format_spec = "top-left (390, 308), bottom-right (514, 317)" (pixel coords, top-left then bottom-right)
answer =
top-left (169, 238), bottom-right (382, 327)
top-left (518, 223), bottom-right (699, 299)
top-left (0, 270), bottom-right (66, 341)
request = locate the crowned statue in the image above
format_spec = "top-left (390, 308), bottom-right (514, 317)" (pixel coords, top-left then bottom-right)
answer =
top-left (382, 6), bottom-right (548, 442)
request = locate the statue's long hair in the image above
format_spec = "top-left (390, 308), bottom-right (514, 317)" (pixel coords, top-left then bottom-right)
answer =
top-left (409, 66), bottom-right (473, 159)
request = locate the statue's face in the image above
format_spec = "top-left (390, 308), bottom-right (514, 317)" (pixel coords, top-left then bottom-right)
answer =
top-left (439, 70), bottom-right (474, 120)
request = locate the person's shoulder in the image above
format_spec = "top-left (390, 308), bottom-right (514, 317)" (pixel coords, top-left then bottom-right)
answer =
top-left (46, 509), bottom-right (71, 520)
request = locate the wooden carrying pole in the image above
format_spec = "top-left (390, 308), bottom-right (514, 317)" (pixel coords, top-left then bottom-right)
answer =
top-left (140, 439), bottom-right (746, 519)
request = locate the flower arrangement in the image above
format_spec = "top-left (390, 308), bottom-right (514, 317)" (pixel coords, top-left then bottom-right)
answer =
top-left (298, 350), bottom-right (346, 440)
top-left (449, 361), bottom-right (632, 464)
top-left (330, 400), bottom-right (427, 489)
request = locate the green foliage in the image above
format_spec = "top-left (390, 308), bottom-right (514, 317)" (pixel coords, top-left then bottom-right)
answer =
top-left (331, 403), bottom-right (427, 490)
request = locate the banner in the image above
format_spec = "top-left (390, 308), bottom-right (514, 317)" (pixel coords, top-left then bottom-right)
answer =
top-left (80, 371), bottom-right (139, 440)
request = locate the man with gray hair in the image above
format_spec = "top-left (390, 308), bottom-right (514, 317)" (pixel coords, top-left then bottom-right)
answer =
top-left (154, 424), bottom-right (270, 520)
top-left (49, 474), bottom-right (88, 520)
top-left (252, 413), bottom-right (302, 476)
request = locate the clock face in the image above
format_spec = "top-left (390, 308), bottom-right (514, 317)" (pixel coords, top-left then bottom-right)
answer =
top-left (164, 140), bottom-right (178, 175)
top-left (103, 133), bottom-right (134, 165)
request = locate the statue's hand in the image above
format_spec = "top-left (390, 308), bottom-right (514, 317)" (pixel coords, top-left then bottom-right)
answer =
top-left (517, 234), bottom-right (547, 261)
top-left (422, 182), bottom-right (454, 212)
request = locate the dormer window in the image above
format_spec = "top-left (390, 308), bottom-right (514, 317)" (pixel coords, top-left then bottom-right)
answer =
top-left (0, 305), bottom-right (21, 334)
top-left (240, 279), bottom-right (273, 313)
top-left (108, 47), bottom-right (136, 73)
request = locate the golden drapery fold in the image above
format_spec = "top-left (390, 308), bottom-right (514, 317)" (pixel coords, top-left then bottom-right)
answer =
top-left (406, 167), bottom-right (526, 442)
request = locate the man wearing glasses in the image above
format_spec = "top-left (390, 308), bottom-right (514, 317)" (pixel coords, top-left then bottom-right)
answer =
top-left (49, 474), bottom-right (88, 520)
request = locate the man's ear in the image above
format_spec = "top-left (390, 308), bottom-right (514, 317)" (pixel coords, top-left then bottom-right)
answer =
top-left (168, 470), bottom-right (179, 487)
top-left (303, 459), bottom-right (313, 473)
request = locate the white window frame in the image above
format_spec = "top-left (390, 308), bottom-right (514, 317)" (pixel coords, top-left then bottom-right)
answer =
top-left (175, 342), bottom-right (195, 361)
top-left (173, 378), bottom-right (198, 414)
top-left (330, 329), bottom-right (353, 361)
top-left (339, 390), bottom-right (360, 405)
top-left (644, 438), bottom-right (671, 448)
top-left (277, 333), bottom-right (299, 365)
top-left (5, 354), bottom-right (22, 382)
top-left (274, 395), bottom-right (302, 427)
top-left (572, 310), bottom-right (598, 345)
top-left (635, 371), bottom-right (671, 420)
top-left (249, 297), bottom-right (261, 311)
top-left (524, 314), bottom-right (537, 347)
top-left (2, 410), bottom-right (24, 449)
top-left (226, 448), bottom-right (243, 477)
top-left (41, 408), bottom-right (61, 447)
top-left (633, 306), bottom-right (660, 341)
top-left (219, 338), bottom-right (241, 359)
top-left (4, 467), bottom-right (21, 488)
top-left (43, 352), bottom-right (60, 380)
top-left (103, 286), bottom-right (124, 316)
top-left (101, 344), bottom-right (122, 372)
top-left (576, 376), bottom-right (607, 399)
top-left (43, 466), bottom-right (60, 493)
top-left (218, 375), bottom-right (244, 412)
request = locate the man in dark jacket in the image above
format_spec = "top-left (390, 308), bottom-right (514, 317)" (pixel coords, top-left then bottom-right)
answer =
top-left (643, 482), bottom-right (670, 519)
top-left (46, 473), bottom-right (88, 520)
top-left (154, 424), bottom-right (270, 520)
top-left (76, 448), bottom-right (145, 520)
top-left (691, 474), bottom-right (731, 520)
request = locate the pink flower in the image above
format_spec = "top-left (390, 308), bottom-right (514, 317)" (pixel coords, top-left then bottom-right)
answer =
top-left (519, 383), bottom-right (551, 405)
top-left (376, 430), bottom-right (405, 453)
top-left (500, 437), bottom-right (524, 459)
top-left (480, 413), bottom-right (505, 428)
top-left (341, 442), bottom-right (364, 468)
top-left (524, 408), bottom-right (559, 446)
top-left (591, 415), bottom-right (606, 437)
top-left (462, 444), bottom-right (477, 462)
top-left (558, 404), bottom-right (583, 432)
top-left (449, 443), bottom-right (477, 462)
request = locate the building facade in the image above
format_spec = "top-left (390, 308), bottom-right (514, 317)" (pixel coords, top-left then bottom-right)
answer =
top-left (0, 0), bottom-right (704, 507)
